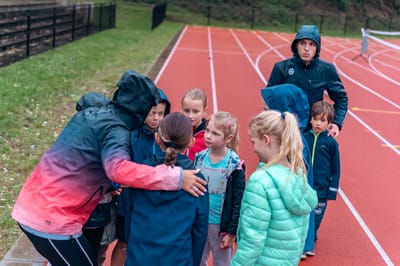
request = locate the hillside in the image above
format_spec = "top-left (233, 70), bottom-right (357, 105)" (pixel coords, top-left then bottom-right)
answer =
top-left (167, 0), bottom-right (399, 20)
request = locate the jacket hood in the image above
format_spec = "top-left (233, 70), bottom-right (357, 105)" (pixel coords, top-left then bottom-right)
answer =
top-left (112, 70), bottom-right (161, 125)
top-left (262, 163), bottom-right (317, 216)
top-left (260, 84), bottom-right (310, 131)
top-left (75, 92), bottom-right (110, 112)
top-left (157, 88), bottom-right (171, 115)
top-left (291, 25), bottom-right (321, 59)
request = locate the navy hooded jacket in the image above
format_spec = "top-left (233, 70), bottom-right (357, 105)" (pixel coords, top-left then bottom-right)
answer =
top-left (125, 154), bottom-right (209, 266)
top-left (117, 88), bottom-right (172, 240)
top-left (267, 25), bottom-right (348, 130)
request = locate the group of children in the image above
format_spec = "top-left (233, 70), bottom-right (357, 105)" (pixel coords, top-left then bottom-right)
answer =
top-left (85, 82), bottom-right (340, 266)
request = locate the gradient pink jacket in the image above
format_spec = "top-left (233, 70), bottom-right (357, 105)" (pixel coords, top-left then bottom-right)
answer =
top-left (12, 71), bottom-right (183, 235)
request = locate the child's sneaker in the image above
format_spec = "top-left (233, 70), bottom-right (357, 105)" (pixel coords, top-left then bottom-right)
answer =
top-left (305, 250), bottom-right (315, 256)
top-left (300, 253), bottom-right (307, 260)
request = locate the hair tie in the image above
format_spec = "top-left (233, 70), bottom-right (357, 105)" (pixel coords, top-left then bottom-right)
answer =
top-left (165, 142), bottom-right (178, 149)
top-left (281, 112), bottom-right (285, 120)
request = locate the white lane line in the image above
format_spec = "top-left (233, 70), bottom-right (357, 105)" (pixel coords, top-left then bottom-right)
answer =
top-left (229, 29), bottom-right (267, 85)
top-left (368, 50), bottom-right (400, 86)
top-left (208, 27), bottom-right (218, 113)
top-left (339, 188), bottom-right (394, 266)
top-left (155, 25), bottom-right (188, 83)
top-left (332, 49), bottom-right (400, 109)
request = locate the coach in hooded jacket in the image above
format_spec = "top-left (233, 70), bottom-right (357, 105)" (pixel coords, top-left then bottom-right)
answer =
top-left (267, 25), bottom-right (348, 137)
top-left (12, 70), bottom-right (206, 266)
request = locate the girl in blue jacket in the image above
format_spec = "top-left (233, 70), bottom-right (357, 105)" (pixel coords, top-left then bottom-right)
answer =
top-left (125, 112), bottom-right (209, 266)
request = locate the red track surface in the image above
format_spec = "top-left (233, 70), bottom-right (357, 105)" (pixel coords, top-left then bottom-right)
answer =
top-left (153, 26), bottom-right (400, 266)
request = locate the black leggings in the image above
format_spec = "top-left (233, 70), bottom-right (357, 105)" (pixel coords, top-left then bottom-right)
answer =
top-left (20, 225), bottom-right (97, 266)
top-left (82, 227), bottom-right (105, 260)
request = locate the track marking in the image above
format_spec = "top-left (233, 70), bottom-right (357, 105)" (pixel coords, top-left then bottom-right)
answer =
top-left (154, 26), bottom-right (188, 83)
top-left (352, 107), bottom-right (400, 115)
top-left (333, 49), bottom-right (400, 110)
top-left (382, 144), bottom-right (400, 148)
top-left (230, 29), bottom-right (267, 85)
top-left (207, 27), bottom-right (218, 113)
top-left (339, 188), bottom-right (394, 266)
top-left (368, 49), bottom-right (400, 86)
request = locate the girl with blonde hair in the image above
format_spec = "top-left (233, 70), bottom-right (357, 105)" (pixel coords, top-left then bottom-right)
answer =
top-left (195, 111), bottom-right (246, 266)
top-left (231, 110), bottom-right (317, 266)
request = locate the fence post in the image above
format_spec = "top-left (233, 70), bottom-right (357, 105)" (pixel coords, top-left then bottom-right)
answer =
top-left (108, 4), bottom-right (112, 29)
top-left (364, 16), bottom-right (370, 28)
top-left (207, 4), bottom-right (211, 26)
top-left (99, 4), bottom-right (103, 31)
top-left (52, 8), bottom-right (57, 47)
top-left (319, 14), bottom-right (323, 34)
top-left (26, 10), bottom-right (31, 57)
top-left (294, 13), bottom-right (298, 32)
top-left (72, 5), bottom-right (76, 41)
top-left (250, 7), bottom-right (255, 29)
top-left (87, 3), bottom-right (91, 35)
top-left (343, 15), bottom-right (348, 36)
top-left (113, 3), bottom-right (116, 27)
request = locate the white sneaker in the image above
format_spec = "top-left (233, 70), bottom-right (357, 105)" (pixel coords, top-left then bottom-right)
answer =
top-left (305, 250), bottom-right (315, 256)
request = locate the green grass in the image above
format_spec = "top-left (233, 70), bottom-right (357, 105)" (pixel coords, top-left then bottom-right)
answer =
top-left (0, 0), bottom-right (182, 259)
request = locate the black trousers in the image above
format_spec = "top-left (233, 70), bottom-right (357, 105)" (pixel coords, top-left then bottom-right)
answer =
top-left (20, 224), bottom-right (97, 266)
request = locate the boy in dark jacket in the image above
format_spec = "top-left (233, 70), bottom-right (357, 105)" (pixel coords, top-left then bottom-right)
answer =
top-left (304, 101), bottom-right (341, 239)
top-left (111, 88), bottom-right (171, 265)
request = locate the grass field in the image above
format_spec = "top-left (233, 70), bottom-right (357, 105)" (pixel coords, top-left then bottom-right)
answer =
top-left (0, 1), bottom-right (182, 259)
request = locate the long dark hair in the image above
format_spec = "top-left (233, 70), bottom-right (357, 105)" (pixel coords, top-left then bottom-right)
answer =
top-left (158, 112), bottom-right (193, 166)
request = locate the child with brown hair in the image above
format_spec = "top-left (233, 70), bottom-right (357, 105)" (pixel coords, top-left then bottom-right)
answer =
top-left (232, 110), bottom-right (317, 266)
top-left (125, 112), bottom-right (209, 266)
top-left (304, 101), bottom-right (341, 240)
top-left (181, 88), bottom-right (209, 160)
top-left (194, 111), bottom-right (246, 266)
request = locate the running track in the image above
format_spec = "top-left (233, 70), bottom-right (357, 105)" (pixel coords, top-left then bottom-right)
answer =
top-left (154, 26), bottom-right (400, 266)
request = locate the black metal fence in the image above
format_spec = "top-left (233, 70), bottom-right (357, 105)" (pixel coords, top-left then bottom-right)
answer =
top-left (0, 2), bottom-right (116, 67)
top-left (152, 2), bottom-right (166, 30)
top-left (161, 1), bottom-right (400, 36)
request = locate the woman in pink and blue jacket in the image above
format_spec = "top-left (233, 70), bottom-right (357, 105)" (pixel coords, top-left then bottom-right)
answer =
top-left (12, 70), bottom-right (206, 266)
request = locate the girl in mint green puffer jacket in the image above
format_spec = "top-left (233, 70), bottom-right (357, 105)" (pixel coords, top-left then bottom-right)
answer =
top-left (232, 110), bottom-right (318, 266)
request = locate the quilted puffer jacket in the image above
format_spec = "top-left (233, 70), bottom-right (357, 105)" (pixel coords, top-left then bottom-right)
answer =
top-left (232, 163), bottom-right (317, 266)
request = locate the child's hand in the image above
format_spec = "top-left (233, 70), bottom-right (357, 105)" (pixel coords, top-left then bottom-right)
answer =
top-left (220, 233), bottom-right (235, 249)
top-left (110, 187), bottom-right (122, 196)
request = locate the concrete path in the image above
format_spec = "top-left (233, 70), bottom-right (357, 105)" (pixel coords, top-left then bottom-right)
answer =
top-left (0, 234), bottom-right (45, 266)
